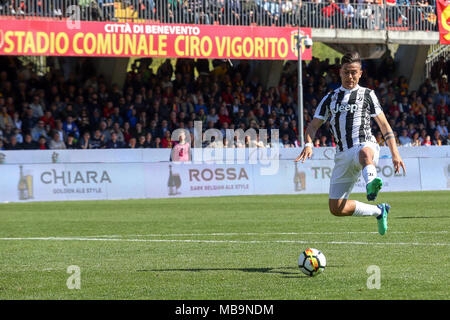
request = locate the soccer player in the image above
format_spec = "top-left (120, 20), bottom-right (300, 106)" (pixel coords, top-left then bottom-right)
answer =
top-left (295, 52), bottom-right (406, 235)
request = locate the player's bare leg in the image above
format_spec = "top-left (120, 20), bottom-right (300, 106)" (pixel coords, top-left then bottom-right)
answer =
top-left (329, 198), bottom-right (355, 216)
top-left (329, 198), bottom-right (380, 217)
top-left (329, 197), bottom-right (389, 235)
top-left (359, 147), bottom-right (383, 201)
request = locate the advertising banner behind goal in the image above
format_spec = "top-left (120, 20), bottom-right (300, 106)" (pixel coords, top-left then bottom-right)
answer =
top-left (0, 158), bottom-right (446, 203)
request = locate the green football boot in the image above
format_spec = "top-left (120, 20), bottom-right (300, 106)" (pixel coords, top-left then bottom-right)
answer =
top-left (376, 203), bottom-right (390, 236)
top-left (366, 177), bottom-right (383, 201)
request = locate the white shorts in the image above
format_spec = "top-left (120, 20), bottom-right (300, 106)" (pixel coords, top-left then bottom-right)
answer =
top-left (329, 142), bottom-right (380, 199)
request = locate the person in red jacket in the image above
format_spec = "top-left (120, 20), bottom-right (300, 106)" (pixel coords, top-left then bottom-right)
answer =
top-left (38, 136), bottom-right (48, 150)
top-left (40, 110), bottom-right (55, 129)
top-left (321, 0), bottom-right (343, 28)
top-left (218, 105), bottom-right (232, 126)
top-left (161, 130), bottom-right (173, 149)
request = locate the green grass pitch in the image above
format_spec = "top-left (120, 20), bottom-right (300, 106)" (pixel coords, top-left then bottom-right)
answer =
top-left (0, 191), bottom-right (449, 300)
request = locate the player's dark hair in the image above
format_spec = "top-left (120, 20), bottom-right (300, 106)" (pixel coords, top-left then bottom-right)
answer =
top-left (341, 52), bottom-right (361, 66)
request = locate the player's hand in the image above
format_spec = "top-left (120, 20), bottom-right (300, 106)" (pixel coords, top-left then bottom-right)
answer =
top-left (392, 155), bottom-right (406, 174)
top-left (295, 146), bottom-right (313, 163)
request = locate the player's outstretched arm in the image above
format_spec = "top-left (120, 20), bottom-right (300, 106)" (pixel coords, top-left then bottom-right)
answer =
top-left (374, 112), bottom-right (406, 174)
top-left (295, 118), bottom-right (324, 163)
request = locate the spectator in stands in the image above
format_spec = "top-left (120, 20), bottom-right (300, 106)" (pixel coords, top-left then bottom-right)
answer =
top-left (136, 135), bottom-right (148, 148)
top-left (161, 130), bottom-right (173, 148)
top-left (128, 136), bottom-right (137, 148)
top-left (37, 136), bottom-right (48, 150)
top-left (11, 111), bottom-right (22, 131)
top-left (159, 119), bottom-right (170, 138)
top-left (340, 0), bottom-right (355, 28)
top-left (21, 133), bottom-right (37, 150)
top-left (242, 0), bottom-right (259, 25)
top-left (319, 135), bottom-right (331, 147)
top-left (410, 132), bottom-right (420, 146)
top-left (110, 122), bottom-right (124, 142)
top-left (206, 107), bottom-right (219, 125)
top-left (419, 128), bottom-right (428, 144)
top-left (105, 132), bottom-right (125, 148)
top-left (122, 121), bottom-right (133, 144)
top-left (30, 95), bottom-right (45, 119)
top-left (90, 129), bottom-right (104, 149)
top-left (399, 129), bottom-right (412, 146)
top-left (385, 0), bottom-right (398, 27)
top-left (0, 50), bottom-right (446, 152)
top-left (66, 134), bottom-right (78, 149)
top-left (436, 98), bottom-right (448, 115)
top-left (433, 130), bottom-right (443, 146)
top-left (357, 0), bottom-right (375, 29)
top-left (63, 116), bottom-right (80, 139)
top-left (20, 107), bottom-right (35, 134)
top-left (79, 131), bottom-right (93, 149)
top-left (399, 95), bottom-right (411, 113)
top-left (375, 131), bottom-right (384, 146)
top-left (0, 106), bottom-right (12, 131)
top-left (416, 0), bottom-right (435, 29)
top-left (13, 128), bottom-right (23, 145)
top-left (5, 135), bottom-right (21, 150)
top-left (111, 106), bottom-right (124, 126)
top-left (153, 136), bottom-right (162, 148)
top-left (41, 110), bottom-right (55, 129)
top-left (52, 120), bottom-right (64, 142)
top-left (280, 133), bottom-right (294, 148)
top-left (218, 105), bottom-right (231, 126)
top-left (396, 0), bottom-right (411, 27)
top-left (49, 131), bottom-right (67, 150)
top-left (314, 138), bottom-right (321, 147)
top-left (270, 0), bottom-right (282, 26)
top-left (31, 120), bottom-right (48, 142)
top-left (437, 119), bottom-right (449, 138)
top-left (229, 0), bottom-right (242, 25)
top-left (321, 0), bottom-right (343, 28)
top-left (99, 121), bottom-right (111, 142)
top-left (146, 120), bottom-right (158, 140)
top-left (423, 134), bottom-right (432, 146)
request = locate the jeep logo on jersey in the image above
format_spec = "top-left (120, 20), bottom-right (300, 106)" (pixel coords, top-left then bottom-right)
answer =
top-left (331, 103), bottom-right (358, 114)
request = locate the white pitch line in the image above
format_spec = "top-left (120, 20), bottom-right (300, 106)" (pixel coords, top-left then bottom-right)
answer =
top-left (0, 237), bottom-right (448, 246)
top-left (76, 231), bottom-right (449, 238)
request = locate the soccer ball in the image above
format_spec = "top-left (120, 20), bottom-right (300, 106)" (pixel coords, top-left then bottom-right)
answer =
top-left (298, 248), bottom-right (326, 277)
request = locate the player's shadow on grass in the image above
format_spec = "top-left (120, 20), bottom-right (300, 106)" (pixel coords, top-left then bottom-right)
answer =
top-left (393, 216), bottom-right (450, 219)
top-left (138, 266), bottom-right (312, 278)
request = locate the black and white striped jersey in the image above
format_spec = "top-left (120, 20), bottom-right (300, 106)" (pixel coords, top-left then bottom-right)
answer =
top-left (313, 85), bottom-right (383, 152)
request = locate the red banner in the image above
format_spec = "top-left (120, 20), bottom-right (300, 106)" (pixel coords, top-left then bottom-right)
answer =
top-left (0, 20), bottom-right (312, 60)
top-left (437, 0), bottom-right (450, 44)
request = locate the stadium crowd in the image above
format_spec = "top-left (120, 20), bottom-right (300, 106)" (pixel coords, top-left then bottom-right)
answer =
top-left (0, 0), bottom-right (438, 31)
top-left (0, 53), bottom-right (448, 150)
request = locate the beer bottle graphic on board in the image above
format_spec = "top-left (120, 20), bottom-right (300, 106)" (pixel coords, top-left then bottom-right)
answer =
top-left (168, 165), bottom-right (182, 195)
top-left (168, 165), bottom-right (176, 195)
top-left (18, 165), bottom-right (27, 200)
top-left (26, 173), bottom-right (33, 199)
top-left (18, 165), bottom-right (33, 200)
top-left (294, 162), bottom-right (306, 191)
top-left (446, 164), bottom-right (450, 188)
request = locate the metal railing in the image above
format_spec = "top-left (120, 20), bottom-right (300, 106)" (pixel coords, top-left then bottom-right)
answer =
top-left (425, 44), bottom-right (450, 80)
top-left (0, 1), bottom-right (439, 32)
